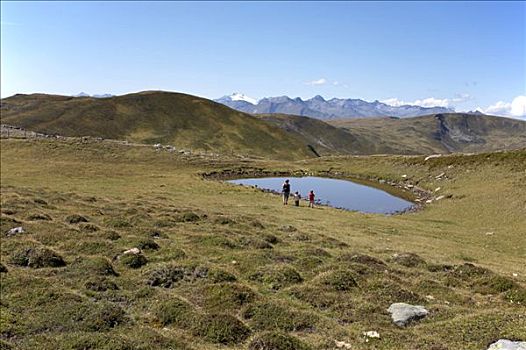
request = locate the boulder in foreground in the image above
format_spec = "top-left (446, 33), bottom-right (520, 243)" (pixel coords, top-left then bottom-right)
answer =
top-left (387, 302), bottom-right (428, 327)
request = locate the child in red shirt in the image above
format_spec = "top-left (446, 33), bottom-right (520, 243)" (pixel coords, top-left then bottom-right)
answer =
top-left (308, 190), bottom-right (315, 208)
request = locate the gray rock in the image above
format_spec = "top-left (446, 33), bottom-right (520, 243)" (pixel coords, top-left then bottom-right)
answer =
top-left (122, 247), bottom-right (141, 255)
top-left (487, 340), bottom-right (526, 350)
top-left (6, 226), bottom-right (24, 236)
top-left (387, 303), bottom-right (428, 327)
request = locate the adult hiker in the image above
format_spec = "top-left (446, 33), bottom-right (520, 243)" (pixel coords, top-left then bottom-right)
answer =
top-left (308, 190), bottom-right (315, 208)
top-left (282, 179), bottom-right (291, 205)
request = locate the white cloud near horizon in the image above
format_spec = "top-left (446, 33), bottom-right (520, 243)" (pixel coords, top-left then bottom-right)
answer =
top-left (382, 94), bottom-right (472, 109)
top-left (382, 97), bottom-right (450, 108)
top-left (305, 78), bottom-right (327, 86)
top-left (305, 78), bottom-right (349, 88)
top-left (477, 96), bottom-right (526, 119)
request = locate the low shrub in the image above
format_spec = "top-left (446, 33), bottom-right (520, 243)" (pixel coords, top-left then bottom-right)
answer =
top-left (243, 301), bottom-right (316, 331)
top-left (9, 247), bottom-right (66, 268)
top-left (201, 283), bottom-right (257, 311)
top-left (26, 213), bottom-right (52, 221)
top-left (473, 275), bottom-right (519, 294)
top-left (318, 270), bottom-right (358, 291)
top-left (82, 303), bottom-right (127, 331)
top-left (65, 214), bottom-right (89, 224)
top-left (147, 264), bottom-right (208, 288)
top-left (84, 257), bottom-right (118, 276)
top-left (248, 331), bottom-right (312, 350)
top-left (240, 237), bottom-right (273, 250)
top-left (451, 263), bottom-right (491, 280)
top-left (105, 217), bottom-right (132, 228)
top-left (156, 298), bottom-right (196, 328)
top-left (262, 234), bottom-right (279, 244)
top-left (120, 253), bottom-right (147, 269)
top-left (391, 253), bottom-right (427, 267)
top-left (136, 239), bottom-right (160, 251)
top-left (103, 231), bottom-right (121, 241)
top-left (79, 223), bottom-right (100, 232)
top-left (250, 265), bottom-right (303, 290)
top-left (504, 288), bottom-right (526, 304)
top-left (180, 212), bottom-right (200, 222)
top-left (213, 216), bottom-right (235, 225)
top-left (338, 253), bottom-right (386, 267)
top-left (85, 277), bottom-right (119, 292)
top-left (192, 313), bottom-right (251, 344)
top-left (209, 269), bottom-right (237, 283)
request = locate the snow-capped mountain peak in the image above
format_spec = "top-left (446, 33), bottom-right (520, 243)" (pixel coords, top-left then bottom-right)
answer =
top-left (229, 92), bottom-right (258, 105)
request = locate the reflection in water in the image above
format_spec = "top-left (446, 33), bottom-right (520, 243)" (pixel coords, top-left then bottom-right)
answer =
top-left (228, 176), bottom-right (413, 214)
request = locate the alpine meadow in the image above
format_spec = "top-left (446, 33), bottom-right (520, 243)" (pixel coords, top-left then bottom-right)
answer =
top-left (1, 2), bottom-right (525, 350)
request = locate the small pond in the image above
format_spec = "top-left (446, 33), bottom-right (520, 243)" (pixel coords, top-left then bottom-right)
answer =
top-left (228, 176), bottom-right (414, 214)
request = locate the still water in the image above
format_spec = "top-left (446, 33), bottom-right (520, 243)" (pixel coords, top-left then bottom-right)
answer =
top-left (228, 176), bottom-right (413, 214)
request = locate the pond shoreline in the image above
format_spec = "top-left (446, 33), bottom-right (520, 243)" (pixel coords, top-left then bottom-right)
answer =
top-left (201, 167), bottom-right (435, 215)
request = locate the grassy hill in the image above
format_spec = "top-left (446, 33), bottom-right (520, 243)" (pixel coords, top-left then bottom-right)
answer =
top-left (254, 113), bottom-right (362, 156)
top-left (329, 113), bottom-right (526, 154)
top-left (1, 137), bottom-right (525, 349)
top-left (0, 92), bottom-right (314, 160)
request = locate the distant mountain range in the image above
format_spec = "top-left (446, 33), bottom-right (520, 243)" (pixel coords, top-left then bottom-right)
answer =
top-left (216, 93), bottom-right (455, 119)
top-left (74, 92), bottom-right (114, 98)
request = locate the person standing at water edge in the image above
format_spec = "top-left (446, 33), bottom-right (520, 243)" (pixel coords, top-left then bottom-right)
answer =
top-left (308, 190), bottom-right (315, 208)
top-left (293, 191), bottom-right (301, 206)
top-left (282, 179), bottom-right (291, 205)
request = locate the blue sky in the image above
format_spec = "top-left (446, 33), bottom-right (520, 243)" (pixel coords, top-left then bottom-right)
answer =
top-left (1, 1), bottom-right (525, 117)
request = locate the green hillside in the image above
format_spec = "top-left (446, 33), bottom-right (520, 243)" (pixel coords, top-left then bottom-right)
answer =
top-left (254, 113), bottom-right (362, 156)
top-left (329, 113), bottom-right (526, 154)
top-left (0, 92), bottom-right (314, 160)
top-left (254, 112), bottom-right (526, 155)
